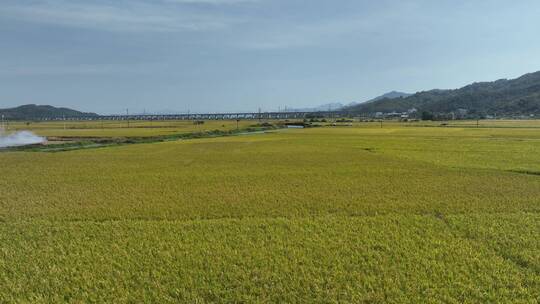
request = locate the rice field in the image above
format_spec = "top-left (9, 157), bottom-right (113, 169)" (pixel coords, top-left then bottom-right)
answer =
top-left (5, 120), bottom-right (258, 138)
top-left (1, 120), bottom-right (539, 302)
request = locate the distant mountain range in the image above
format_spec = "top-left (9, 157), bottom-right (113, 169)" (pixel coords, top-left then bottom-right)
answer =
top-left (291, 91), bottom-right (412, 112)
top-left (346, 71), bottom-right (540, 115)
top-left (5, 71), bottom-right (540, 119)
top-left (0, 104), bottom-right (98, 120)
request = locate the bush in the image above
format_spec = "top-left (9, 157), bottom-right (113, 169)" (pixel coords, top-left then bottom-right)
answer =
top-left (421, 111), bottom-right (434, 121)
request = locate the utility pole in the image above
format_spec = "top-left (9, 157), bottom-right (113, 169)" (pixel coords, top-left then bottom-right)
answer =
top-left (258, 107), bottom-right (262, 122)
top-left (126, 108), bottom-right (130, 128)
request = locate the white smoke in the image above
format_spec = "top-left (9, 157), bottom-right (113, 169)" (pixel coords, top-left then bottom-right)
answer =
top-left (0, 130), bottom-right (46, 148)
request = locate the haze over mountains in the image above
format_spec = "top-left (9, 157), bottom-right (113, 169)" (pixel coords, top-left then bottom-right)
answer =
top-left (288, 103), bottom-right (347, 112)
top-left (291, 91), bottom-right (412, 112)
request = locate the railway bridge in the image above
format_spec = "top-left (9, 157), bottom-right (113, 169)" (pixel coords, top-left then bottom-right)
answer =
top-left (38, 111), bottom-right (349, 121)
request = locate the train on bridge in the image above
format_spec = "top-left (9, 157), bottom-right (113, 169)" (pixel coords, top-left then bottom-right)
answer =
top-left (38, 111), bottom-right (350, 121)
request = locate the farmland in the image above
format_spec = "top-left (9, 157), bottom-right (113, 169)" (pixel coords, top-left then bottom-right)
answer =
top-left (1, 120), bottom-right (540, 302)
top-left (5, 120), bottom-right (257, 138)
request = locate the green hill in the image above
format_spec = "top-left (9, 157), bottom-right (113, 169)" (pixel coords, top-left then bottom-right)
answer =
top-left (347, 71), bottom-right (540, 116)
top-left (0, 104), bottom-right (98, 120)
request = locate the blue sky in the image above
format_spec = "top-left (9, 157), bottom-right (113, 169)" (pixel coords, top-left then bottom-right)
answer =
top-left (1, 0), bottom-right (540, 114)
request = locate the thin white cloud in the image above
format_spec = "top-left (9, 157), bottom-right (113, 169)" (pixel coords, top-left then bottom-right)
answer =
top-left (237, 3), bottom-right (439, 50)
top-left (238, 18), bottom-right (376, 50)
top-left (0, 0), bottom-right (244, 32)
top-left (0, 62), bottom-right (167, 77)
